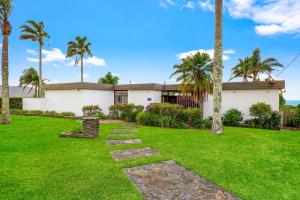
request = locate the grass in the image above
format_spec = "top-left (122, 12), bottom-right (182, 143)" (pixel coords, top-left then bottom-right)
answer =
top-left (0, 115), bottom-right (299, 199)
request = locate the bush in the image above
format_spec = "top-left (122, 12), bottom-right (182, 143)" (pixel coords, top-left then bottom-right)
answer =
top-left (184, 108), bottom-right (202, 127)
top-left (10, 109), bottom-right (76, 118)
top-left (223, 109), bottom-right (243, 126)
top-left (202, 117), bottom-right (213, 129)
top-left (295, 104), bottom-right (300, 126)
top-left (250, 103), bottom-right (281, 130)
top-left (0, 98), bottom-right (23, 110)
top-left (71, 126), bottom-right (84, 134)
top-left (109, 104), bottom-right (144, 122)
top-left (82, 105), bottom-right (102, 117)
top-left (136, 112), bottom-right (161, 127)
top-left (250, 102), bottom-right (272, 119)
top-left (60, 112), bottom-right (76, 117)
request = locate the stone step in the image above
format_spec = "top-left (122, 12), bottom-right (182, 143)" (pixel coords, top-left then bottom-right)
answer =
top-left (108, 133), bottom-right (137, 137)
top-left (124, 161), bottom-right (240, 200)
top-left (112, 147), bottom-right (156, 161)
top-left (106, 139), bottom-right (142, 146)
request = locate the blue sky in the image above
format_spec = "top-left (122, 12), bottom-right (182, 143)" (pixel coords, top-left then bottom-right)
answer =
top-left (3, 0), bottom-right (300, 99)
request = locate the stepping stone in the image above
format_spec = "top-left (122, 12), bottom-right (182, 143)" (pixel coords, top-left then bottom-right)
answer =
top-left (110, 129), bottom-right (137, 134)
top-left (108, 133), bottom-right (137, 137)
top-left (124, 160), bottom-right (240, 200)
top-left (112, 147), bottom-right (156, 161)
top-left (106, 139), bottom-right (142, 146)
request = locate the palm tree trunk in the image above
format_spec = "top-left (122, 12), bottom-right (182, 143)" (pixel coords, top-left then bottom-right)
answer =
top-left (81, 56), bottom-right (84, 82)
top-left (38, 43), bottom-right (43, 98)
top-left (243, 74), bottom-right (248, 82)
top-left (253, 72), bottom-right (258, 82)
top-left (212, 0), bottom-right (223, 135)
top-left (1, 34), bottom-right (10, 124)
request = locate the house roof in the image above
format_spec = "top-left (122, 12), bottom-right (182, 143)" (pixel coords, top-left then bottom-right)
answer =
top-left (42, 80), bottom-right (285, 91)
top-left (0, 86), bottom-right (35, 97)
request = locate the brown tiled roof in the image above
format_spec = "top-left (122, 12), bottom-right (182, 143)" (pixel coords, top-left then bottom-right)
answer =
top-left (42, 80), bottom-right (285, 91)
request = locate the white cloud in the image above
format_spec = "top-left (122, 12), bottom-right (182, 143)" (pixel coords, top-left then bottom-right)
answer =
top-left (26, 49), bottom-right (37, 55)
top-left (159, 0), bottom-right (175, 8)
top-left (199, 0), bottom-right (214, 12)
top-left (183, 1), bottom-right (195, 9)
top-left (226, 0), bottom-right (300, 35)
top-left (177, 49), bottom-right (235, 61)
top-left (26, 47), bottom-right (106, 67)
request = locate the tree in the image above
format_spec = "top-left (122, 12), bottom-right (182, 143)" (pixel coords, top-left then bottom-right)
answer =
top-left (20, 20), bottom-right (50, 97)
top-left (250, 48), bottom-right (283, 82)
top-left (212, 0), bottom-right (223, 135)
top-left (66, 36), bottom-right (92, 82)
top-left (230, 57), bottom-right (252, 82)
top-left (170, 52), bottom-right (213, 104)
top-left (0, 0), bottom-right (12, 124)
top-left (19, 68), bottom-right (39, 97)
top-left (98, 72), bottom-right (119, 84)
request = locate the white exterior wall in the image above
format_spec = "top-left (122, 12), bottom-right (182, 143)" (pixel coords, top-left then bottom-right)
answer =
top-left (23, 89), bottom-right (114, 116)
top-left (203, 89), bottom-right (279, 119)
top-left (82, 90), bottom-right (114, 114)
top-left (128, 90), bottom-right (162, 108)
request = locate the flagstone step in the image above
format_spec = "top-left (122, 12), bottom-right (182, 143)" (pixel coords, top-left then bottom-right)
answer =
top-left (108, 133), bottom-right (137, 137)
top-left (124, 160), bottom-right (240, 200)
top-left (106, 139), bottom-right (142, 146)
top-left (112, 147), bottom-right (156, 161)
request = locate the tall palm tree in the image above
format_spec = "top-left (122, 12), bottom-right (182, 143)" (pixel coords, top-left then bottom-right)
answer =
top-left (230, 57), bottom-right (252, 82)
top-left (19, 68), bottom-right (39, 97)
top-left (212, 0), bottom-right (223, 135)
top-left (0, 0), bottom-right (12, 124)
top-left (66, 36), bottom-right (92, 82)
top-left (250, 48), bottom-right (283, 82)
top-left (171, 52), bottom-right (213, 104)
top-left (20, 20), bottom-right (50, 97)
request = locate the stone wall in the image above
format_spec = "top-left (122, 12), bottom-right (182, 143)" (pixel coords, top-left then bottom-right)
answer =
top-left (83, 118), bottom-right (99, 136)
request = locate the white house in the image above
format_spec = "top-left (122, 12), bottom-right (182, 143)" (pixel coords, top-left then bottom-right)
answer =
top-left (23, 81), bottom-right (285, 119)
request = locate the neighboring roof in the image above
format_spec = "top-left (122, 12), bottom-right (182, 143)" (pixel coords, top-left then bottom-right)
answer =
top-left (42, 80), bottom-right (285, 91)
top-left (0, 86), bottom-right (35, 98)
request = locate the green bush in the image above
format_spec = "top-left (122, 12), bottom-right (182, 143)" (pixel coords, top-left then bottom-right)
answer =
top-left (60, 112), bottom-right (76, 117)
top-left (82, 105), bottom-right (102, 117)
top-left (10, 109), bottom-right (76, 118)
top-left (0, 98), bottom-right (23, 110)
top-left (250, 103), bottom-right (281, 130)
top-left (184, 108), bottom-right (202, 127)
top-left (71, 126), bottom-right (84, 134)
top-left (136, 112), bottom-right (161, 127)
top-left (202, 117), bottom-right (213, 129)
top-left (250, 102), bottom-right (272, 119)
top-left (109, 104), bottom-right (144, 122)
top-left (295, 104), bottom-right (300, 126)
top-left (223, 109), bottom-right (243, 126)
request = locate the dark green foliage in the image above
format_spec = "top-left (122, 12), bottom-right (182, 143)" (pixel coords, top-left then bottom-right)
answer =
top-left (138, 103), bottom-right (208, 129)
top-left (98, 72), bottom-right (119, 84)
top-left (71, 126), bottom-right (84, 134)
top-left (0, 98), bottom-right (23, 110)
top-left (10, 109), bottom-right (76, 118)
top-left (295, 104), bottom-right (300, 126)
top-left (279, 93), bottom-right (286, 109)
top-left (250, 103), bottom-right (281, 130)
top-left (223, 109), bottom-right (243, 126)
top-left (82, 105), bottom-right (102, 117)
top-left (109, 104), bottom-right (144, 122)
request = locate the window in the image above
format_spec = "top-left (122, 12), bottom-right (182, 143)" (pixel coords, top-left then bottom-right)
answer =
top-left (114, 91), bottom-right (128, 105)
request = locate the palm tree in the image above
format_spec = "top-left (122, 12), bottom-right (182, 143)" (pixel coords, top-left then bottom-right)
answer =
top-left (98, 72), bottom-right (119, 84)
top-left (0, 0), bottom-right (12, 124)
top-left (230, 57), bottom-right (252, 82)
top-left (66, 36), bottom-right (92, 82)
top-left (212, 0), bottom-right (223, 135)
top-left (19, 68), bottom-right (39, 97)
top-left (20, 20), bottom-right (50, 97)
top-left (250, 48), bottom-right (283, 82)
top-left (170, 52), bottom-right (213, 104)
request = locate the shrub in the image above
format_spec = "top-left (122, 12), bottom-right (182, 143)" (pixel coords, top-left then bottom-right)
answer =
top-left (136, 112), bottom-right (161, 127)
top-left (109, 104), bottom-right (144, 122)
top-left (184, 108), bottom-right (202, 127)
top-left (82, 105), bottom-right (102, 117)
top-left (0, 98), bottom-right (23, 110)
top-left (295, 104), bottom-right (300, 126)
top-left (71, 126), bottom-right (84, 134)
top-left (250, 102), bottom-right (272, 119)
top-left (223, 109), bottom-right (243, 126)
top-left (202, 117), bottom-right (213, 129)
top-left (60, 112), bottom-right (76, 117)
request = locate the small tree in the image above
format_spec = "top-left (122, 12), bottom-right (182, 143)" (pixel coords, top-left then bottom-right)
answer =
top-left (19, 67), bottom-right (39, 97)
top-left (250, 102), bottom-right (272, 119)
top-left (98, 72), bottom-right (119, 84)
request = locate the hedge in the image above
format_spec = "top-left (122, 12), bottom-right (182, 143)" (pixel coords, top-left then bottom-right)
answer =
top-left (0, 98), bottom-right (23, 110)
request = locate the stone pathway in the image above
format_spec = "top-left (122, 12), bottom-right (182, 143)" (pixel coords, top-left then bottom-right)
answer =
top-left (124, 161), bottom-right (240, 200)
top-left (105, 124), bottom-right (240, 199)
top-left (108, 133), bottom-right (137, 137)
top-left (112, 147), bottom-right (156, 161)
top-left (106, 139), bottom-right (142, 146)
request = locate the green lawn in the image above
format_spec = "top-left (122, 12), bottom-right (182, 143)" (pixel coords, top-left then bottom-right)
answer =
top-left (0, 115), bottom-right (299, 200)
